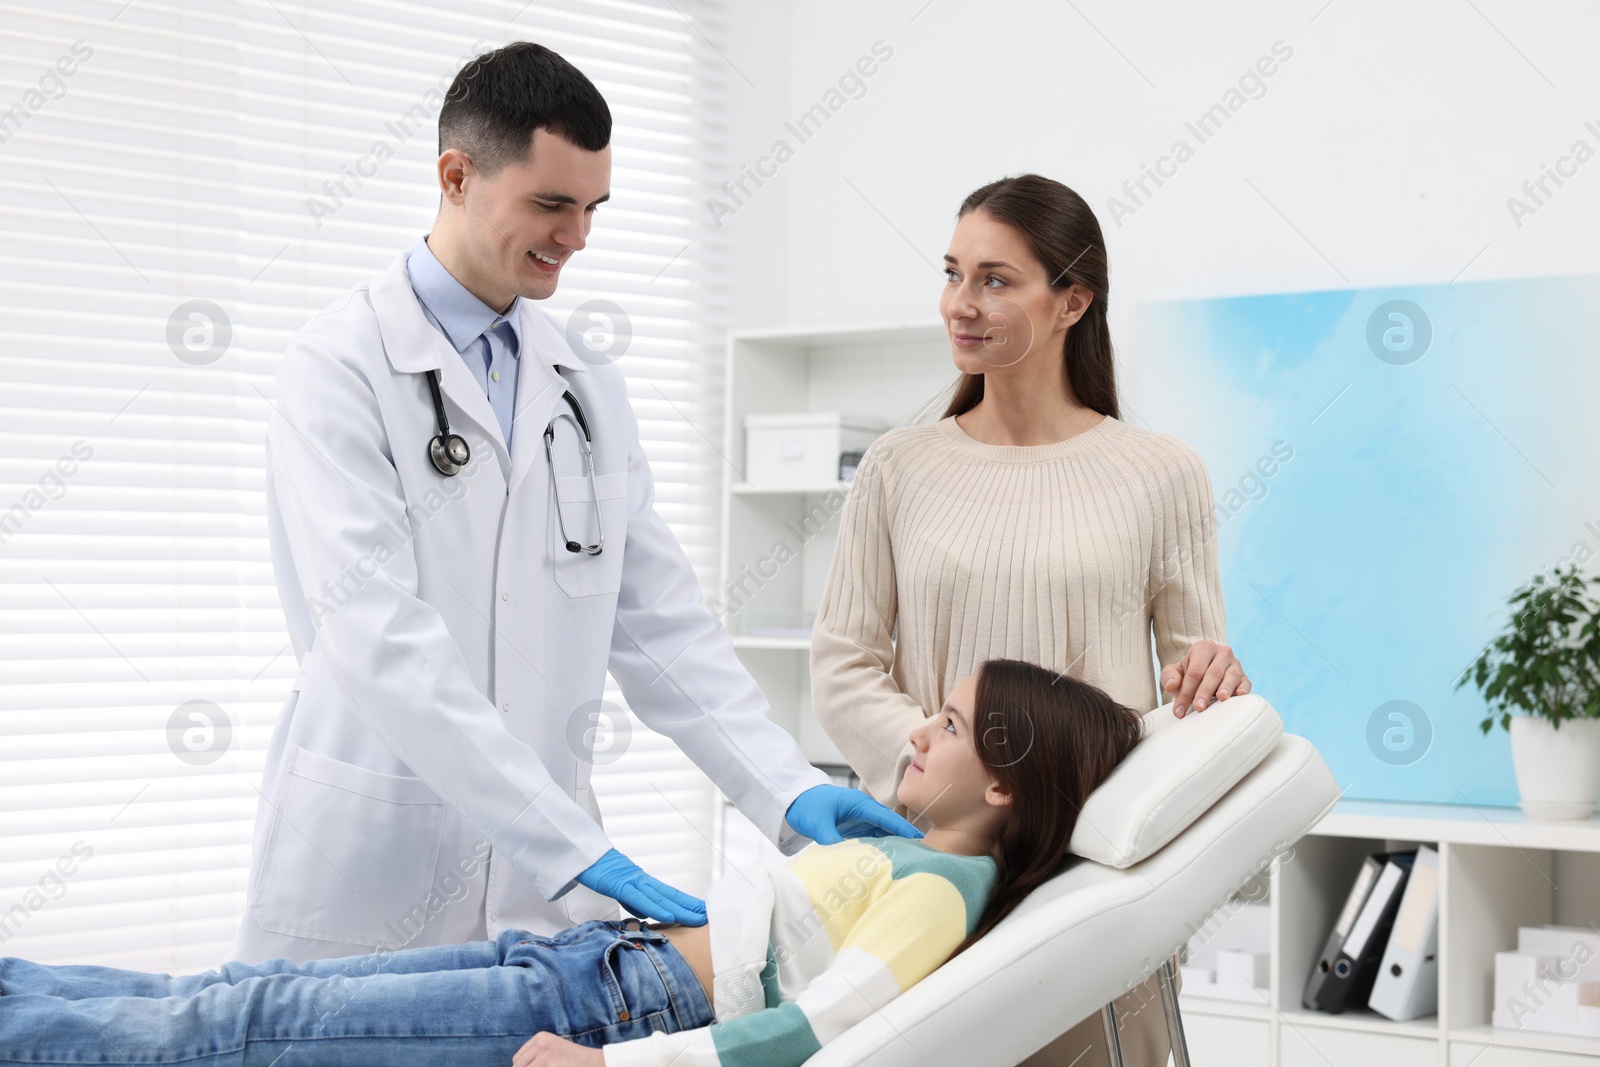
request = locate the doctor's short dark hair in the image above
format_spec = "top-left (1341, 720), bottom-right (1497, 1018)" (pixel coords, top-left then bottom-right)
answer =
top-left (438, 41), bottom-right (611, 175)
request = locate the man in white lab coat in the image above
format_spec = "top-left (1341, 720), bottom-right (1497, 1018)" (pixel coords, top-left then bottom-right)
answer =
top-left (230, 41), bottom-right (918, 964)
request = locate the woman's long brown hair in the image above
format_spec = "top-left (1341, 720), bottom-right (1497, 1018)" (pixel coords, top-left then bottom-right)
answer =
top-left (948, 658), bottom-right (1144, 957)
top-left (940, 174), bottom-right (1120, 422)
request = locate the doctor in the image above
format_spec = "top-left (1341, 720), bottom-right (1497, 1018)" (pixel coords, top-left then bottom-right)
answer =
top-left (231, 40), bottom-right (919, 964)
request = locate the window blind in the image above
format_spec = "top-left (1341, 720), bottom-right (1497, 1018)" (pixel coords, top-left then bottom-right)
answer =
top-left (0, 0), bottom-right (730, 972)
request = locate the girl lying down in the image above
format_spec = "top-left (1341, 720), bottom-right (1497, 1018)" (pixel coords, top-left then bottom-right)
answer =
top-left (0, 658), bottom-right (1143, 1066)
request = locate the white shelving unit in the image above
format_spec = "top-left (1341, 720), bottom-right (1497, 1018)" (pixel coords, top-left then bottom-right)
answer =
top-left (712, 321), bottom-right (952, 770)
top-left (1180, 798), bottom-right (1600, 1067)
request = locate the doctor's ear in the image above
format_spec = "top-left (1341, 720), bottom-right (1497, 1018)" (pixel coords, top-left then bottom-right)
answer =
top-left (437, 148), bottom-right (477, 204)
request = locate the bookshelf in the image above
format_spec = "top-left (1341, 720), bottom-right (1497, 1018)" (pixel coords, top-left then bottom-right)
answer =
top-left (711, 321), bottom-right (951, 769)
top-left (1180, 799), bottom-right (1600, 1067)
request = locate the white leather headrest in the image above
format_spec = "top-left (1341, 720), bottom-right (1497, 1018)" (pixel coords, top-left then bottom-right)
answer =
top-left (1068, 693), bottom-right (1283, 868)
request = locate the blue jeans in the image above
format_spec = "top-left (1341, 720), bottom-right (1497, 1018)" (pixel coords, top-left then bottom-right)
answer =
top-left (0, 918), bottom-right (713, 1065)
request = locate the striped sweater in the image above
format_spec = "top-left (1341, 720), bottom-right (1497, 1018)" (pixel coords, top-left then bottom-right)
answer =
top-left (601, 836), bottom-right (997, 1067)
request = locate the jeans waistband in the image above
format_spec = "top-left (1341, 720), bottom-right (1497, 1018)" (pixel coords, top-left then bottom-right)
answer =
top-left (605, 918), bottom-right (714, 1031)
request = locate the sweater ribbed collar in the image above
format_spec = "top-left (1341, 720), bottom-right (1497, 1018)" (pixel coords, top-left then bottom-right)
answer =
top-left (934, 412), bottom-right (1119, 463)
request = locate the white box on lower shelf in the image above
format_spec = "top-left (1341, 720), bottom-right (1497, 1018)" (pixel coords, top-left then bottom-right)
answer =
top-left (1182, 898), bottom-right (1271, 1002)
top-left (1491, 925), bottom-right (1600, 1037)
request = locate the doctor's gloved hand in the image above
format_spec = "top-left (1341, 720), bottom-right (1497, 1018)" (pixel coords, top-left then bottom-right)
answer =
top-left (784, 784), bottom-right (925, 844)
top-left (575, 848), bottom-right (707, 927)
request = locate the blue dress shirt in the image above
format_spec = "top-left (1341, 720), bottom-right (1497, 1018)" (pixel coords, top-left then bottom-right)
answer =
top-left (404, 235), bottom-right (521, 450)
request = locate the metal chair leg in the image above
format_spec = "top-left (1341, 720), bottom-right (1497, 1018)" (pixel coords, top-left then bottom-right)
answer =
top-left (1098, 954), bottom-right (1188, 1067)
top-left (1099, 997), bottom-right (1125, 1067)
top-left (1157, 955), bottom-right (1191, 1067)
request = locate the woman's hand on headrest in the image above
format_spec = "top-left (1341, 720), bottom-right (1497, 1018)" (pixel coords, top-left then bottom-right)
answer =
top-left (1161, 639), bottom-right (1250, 718)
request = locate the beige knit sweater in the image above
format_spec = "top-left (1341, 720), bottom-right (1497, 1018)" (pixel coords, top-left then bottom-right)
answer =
top-left (811, 412), bottom-right (1228, 811)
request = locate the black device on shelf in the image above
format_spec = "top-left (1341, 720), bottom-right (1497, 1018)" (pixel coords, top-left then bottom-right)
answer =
top-left (838, 450), bottom-right (865, 482)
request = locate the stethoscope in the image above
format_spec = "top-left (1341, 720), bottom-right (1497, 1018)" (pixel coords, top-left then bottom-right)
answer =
top-left (424, 368), bottom-right (605, 556)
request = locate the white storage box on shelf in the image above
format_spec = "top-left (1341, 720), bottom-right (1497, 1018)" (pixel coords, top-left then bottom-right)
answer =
top-left (1492, 925), bottom-right (1600, 1037)
top-left (1182, 898), bottom-right (1272, 1002)
top-left (742, 411), bottom-right (886, 489)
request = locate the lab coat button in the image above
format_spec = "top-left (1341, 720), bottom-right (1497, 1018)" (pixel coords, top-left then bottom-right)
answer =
top-left (501, 592), bottom-right (509, 601)
top-left (501, 703), bottom-right (510, 713)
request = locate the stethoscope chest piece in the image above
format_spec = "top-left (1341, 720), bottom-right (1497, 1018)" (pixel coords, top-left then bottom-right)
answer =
top-left (429, 430), bottom-right (470, 477)
top-left (424, 369), bottom-right (471, 476)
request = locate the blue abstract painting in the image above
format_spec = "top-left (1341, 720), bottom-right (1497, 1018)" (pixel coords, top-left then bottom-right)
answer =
top-left (1135, 275), bottom-right (1600, 806)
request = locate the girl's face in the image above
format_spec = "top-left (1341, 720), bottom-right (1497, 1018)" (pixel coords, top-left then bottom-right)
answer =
top-left (939, 208), bottom-right (1090, 376)
top-left (898, 671), bottom-right (1010, 823)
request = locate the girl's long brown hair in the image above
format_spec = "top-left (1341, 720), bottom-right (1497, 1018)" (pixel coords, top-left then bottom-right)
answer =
top-left (940, 174), bottom-right (1120, 422)
top-left (949, 659), bottom-right (1144, 958)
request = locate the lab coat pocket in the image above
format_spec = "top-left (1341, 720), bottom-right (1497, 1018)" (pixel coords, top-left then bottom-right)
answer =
top-left (249, 747), bottom-right (445, 947)
top-left (550, 471), bottom-right (628, 598)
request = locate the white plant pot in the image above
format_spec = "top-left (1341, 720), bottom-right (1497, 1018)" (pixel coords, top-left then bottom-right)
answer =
top-left (1508, 715), bottom-right (1600, 819)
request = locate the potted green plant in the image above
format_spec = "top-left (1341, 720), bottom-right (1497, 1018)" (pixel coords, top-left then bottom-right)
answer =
top-left (1457, 563), bottom-right (1600, 819)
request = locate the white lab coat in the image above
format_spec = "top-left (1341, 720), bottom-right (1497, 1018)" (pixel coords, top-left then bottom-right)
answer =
top-left (229, 251), bottom-right (830, 963)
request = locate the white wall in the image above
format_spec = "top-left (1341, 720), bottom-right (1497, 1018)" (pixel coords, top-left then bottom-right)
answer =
top-left (722, 0), bottom-right (1599, 417)
top-left (722, 0), bottom-right (795, 328)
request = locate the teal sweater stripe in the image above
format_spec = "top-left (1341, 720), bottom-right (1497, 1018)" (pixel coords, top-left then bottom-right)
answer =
top-left (709, 1001), bottom-right (823, 1066)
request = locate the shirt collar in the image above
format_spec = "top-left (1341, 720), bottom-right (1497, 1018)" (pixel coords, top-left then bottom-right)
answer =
top-left (406, 234), bottom-right (522, 358)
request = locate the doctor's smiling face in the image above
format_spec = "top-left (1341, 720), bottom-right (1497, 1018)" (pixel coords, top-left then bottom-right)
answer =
top-left (428, 41), bottom-right (613, 313)
top-left (436, 128), bottom-right (610, 309)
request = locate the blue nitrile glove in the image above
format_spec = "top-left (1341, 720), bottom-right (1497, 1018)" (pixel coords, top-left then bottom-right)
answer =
top-left (575, 848), bottom-right (707, 926)
top-left (784, 784), bottom-right (926, 844)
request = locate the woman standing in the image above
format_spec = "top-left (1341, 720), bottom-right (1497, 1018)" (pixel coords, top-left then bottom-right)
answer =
top-left (810, 174), bottom-right (1252, 1067)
